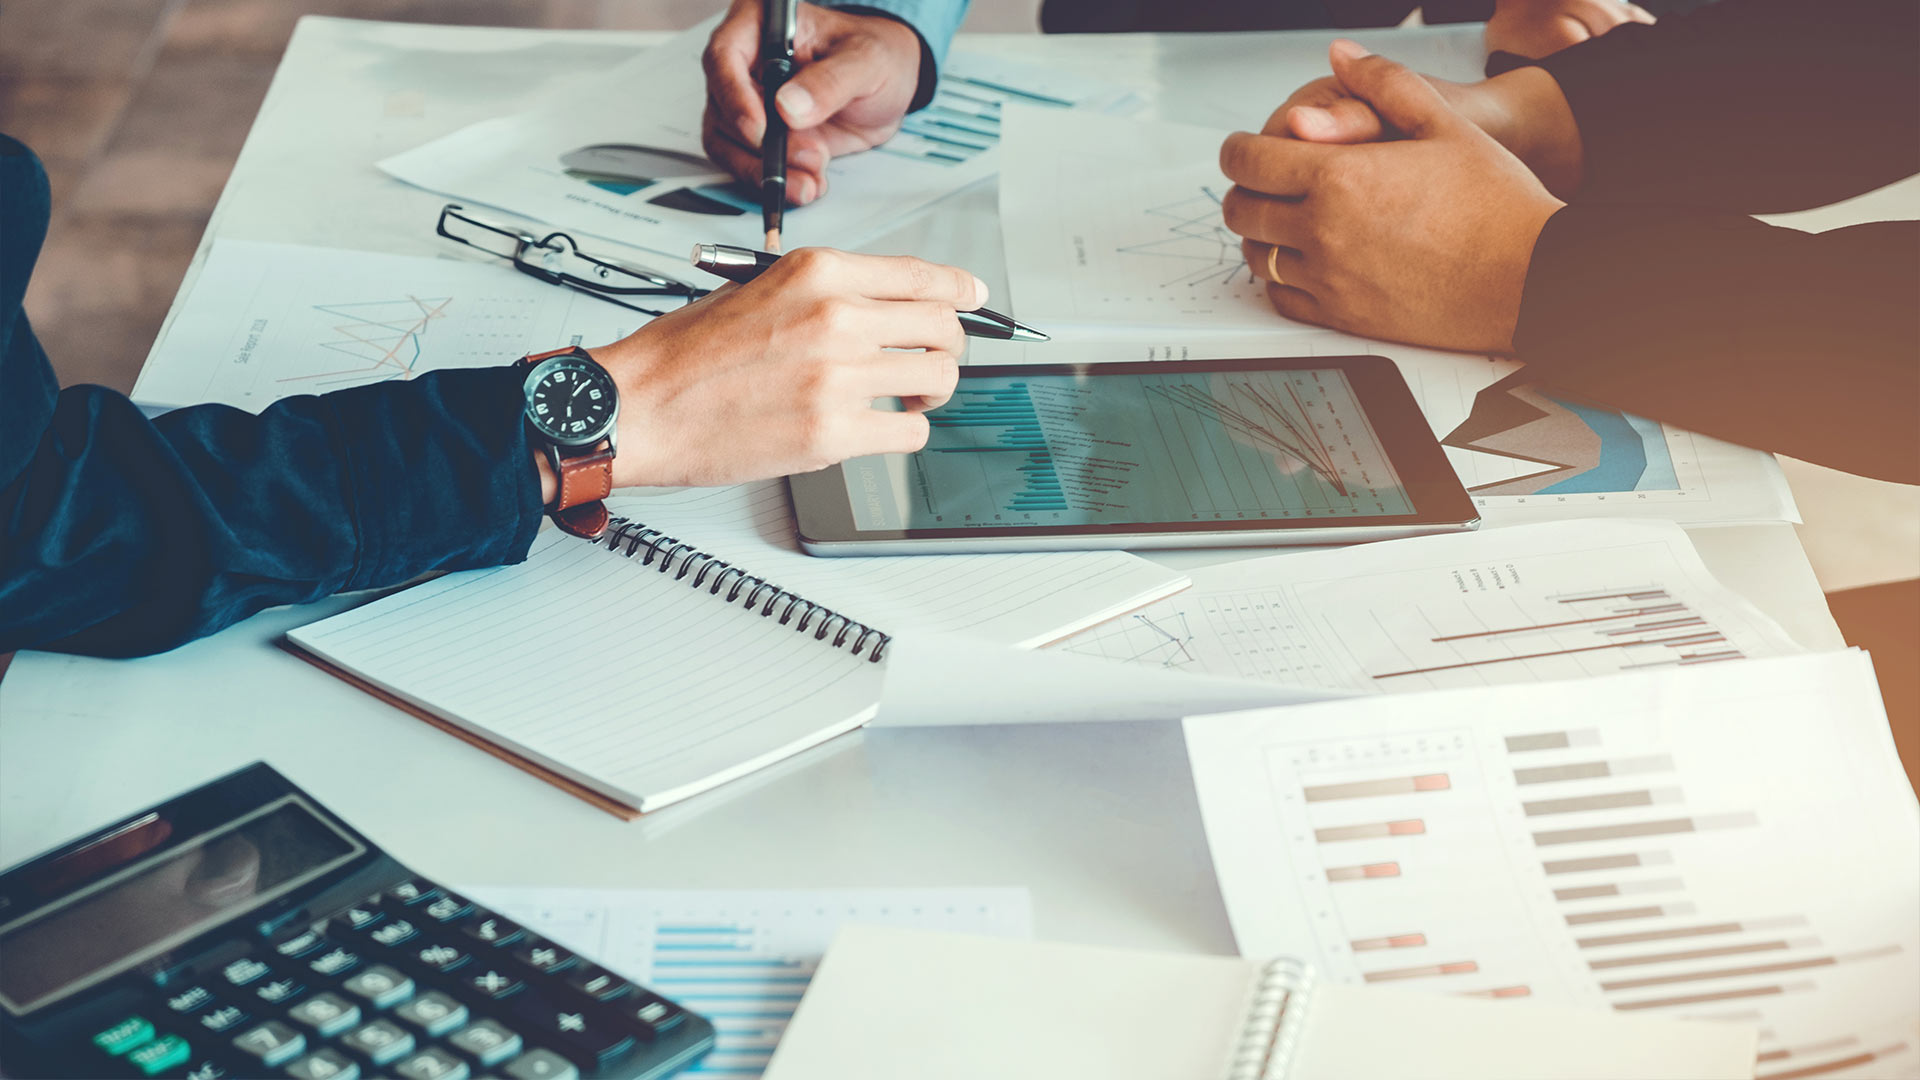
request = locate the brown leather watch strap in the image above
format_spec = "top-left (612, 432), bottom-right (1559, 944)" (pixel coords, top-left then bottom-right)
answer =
top-left (550, 445), bottom-right (614, 540)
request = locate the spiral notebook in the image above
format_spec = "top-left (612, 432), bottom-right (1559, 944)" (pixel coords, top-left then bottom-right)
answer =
top-left (284, 496), bottom-right (1187, 817)
top-left (762, 926), bottom-right (1758, 1080)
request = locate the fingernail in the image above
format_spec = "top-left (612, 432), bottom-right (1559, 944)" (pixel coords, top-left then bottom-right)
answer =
top-left (1331, 39), bottom-right (1371, 60)
top-left (795, 175), bottom-right (818, 203)
top-left (970, 275), bottom-right (989, 308)
top-left (776, 83), bottom-right (814, 124)
top-left (1292, 106), bottom-right (1333, 137)
top-left (793, 145), bottom-right (825, 171)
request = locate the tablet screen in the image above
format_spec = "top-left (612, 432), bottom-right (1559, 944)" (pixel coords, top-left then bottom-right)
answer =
top-left (840, 367), bottom-right (1413, 531)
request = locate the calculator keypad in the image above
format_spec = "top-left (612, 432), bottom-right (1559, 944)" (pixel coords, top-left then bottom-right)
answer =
top-left (74, 879), bottom-right (693, 1080)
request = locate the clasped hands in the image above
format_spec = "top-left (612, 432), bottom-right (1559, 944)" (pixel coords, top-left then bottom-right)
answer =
top-left (1220, 41), bottom-right (1584, 354)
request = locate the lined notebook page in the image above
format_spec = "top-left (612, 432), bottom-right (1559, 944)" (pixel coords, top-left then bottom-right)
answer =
top-left (605, 482), bottom-right (1188, 646)
top-left (288, 529), bottom-right (885, 811)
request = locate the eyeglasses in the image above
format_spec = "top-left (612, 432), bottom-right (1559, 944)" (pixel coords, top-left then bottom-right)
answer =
top-left (435, 203), bottom-right (708, 316)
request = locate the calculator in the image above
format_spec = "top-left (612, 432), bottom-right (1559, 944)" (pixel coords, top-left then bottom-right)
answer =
top-left (0, 763), bottom-right (714, 1080)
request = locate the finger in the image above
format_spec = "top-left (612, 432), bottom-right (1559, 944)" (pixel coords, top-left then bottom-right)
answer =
top-left (1287, 98), bottom-right (1386, 144)
top-left (703, 109), bottom-right (826, 203)
top-left (861, 408), bottom-right (933, 455)
top-left (1568, 0), bottom-right (1637, 32)
top-left (776, 41), bottom-right (889, 130)
top-left (1221, 186), bottom-right (1309, 249)
top-left (1241, 238), bottom-right (1313, 291)
top-left (785, 249), bottom-right (988, 307)
top-left (1259, 77), bottom-right (1342, 135)
top-left (1623, 3), bottom-right (1657, 24)
top-left (1265, 281), bottom-right (1330, 328)
top-left (1549, 14), bottom-right (1595, 48)
top-left (703, 5), bottom-right (767, 145)
top-left (865, 347), bottom-right (963, 407)
top-left (1219, 131), bottom-right (1333, 196)
top-left (869, 300), bottom-right (969, 355)
top-left (1327, 39), bottom-right (1459, 140)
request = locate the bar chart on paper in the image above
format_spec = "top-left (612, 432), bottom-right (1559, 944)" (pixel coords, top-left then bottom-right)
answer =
top-left (1185, 652), bottom-right (1920, 1080)
top-left (1057, 520), bottom-right (1802, 692)
top-left (464, 887), bottom-right (1032, 1080)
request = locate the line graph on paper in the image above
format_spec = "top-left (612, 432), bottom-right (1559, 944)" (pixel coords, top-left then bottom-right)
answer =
top-left (1061, 610), bottom-right (1202, 669)
top-left (272, 297), bottom-right (456, 392)
top-left (1115, 187), bottom-right (1258, 289)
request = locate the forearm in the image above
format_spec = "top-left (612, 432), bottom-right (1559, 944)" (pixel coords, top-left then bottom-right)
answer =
top-left (0, 368), bottom-right (545, 657)
top-left (1514, 206), bottom-right (1920, 483)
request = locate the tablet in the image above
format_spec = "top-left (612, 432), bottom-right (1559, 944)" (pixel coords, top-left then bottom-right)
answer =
top-left (789, 355), bottom-right (1479, 555)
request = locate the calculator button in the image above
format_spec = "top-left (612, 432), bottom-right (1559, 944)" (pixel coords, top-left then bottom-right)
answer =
top-left (462, 916), bottom-right (524, 948)
top-left (309, 945), bottom-right (362, 978)
top-left (387, 882), bottom-right (442, 907)
top-left (631, 996), bottom-right (685, 1035)
top-left (563, 966), bottom-right (632, 1002)
top-left (335, 906), bottom-right (385, 933)
top-left (274, 928), bottom-right (328, 959)
top-left (512, 940), bottom-right (576, 974)
top-left (182, 1058), bottom-right (231, 1080)
top-left (394, 1046), bottom-right (471, 1080)
top-left (394, 991), bottom-right (469, 1036)
top-left (422, 895), bottom-right (472, 924)
top-left (197, 1004), bottom-right (252, 1035)
top-left (223, 957), bottom-right (273, 987)
top-left (285, 1047), bottom-right (361, 1080)
top-left (231, 1020), bottom-right (306, 1068)
top-left (92, 1015), bottom-right (156, 1055)
top-left (466, 968), bottom-right (524, 999)
top-left (165, 986), bottom-right (217, 1015)
top-left (126, 1033), bottom-right (191, 1077)
top-left (340, 1019), bottom-right (415, 1065)
top-left (369, 918), bottom-right (420, 948)
top-left (341, 964), bottom-right (415, 1009)
top-left (447, 1020), bottom-right (523, 1067)
top-left (502, 1049), bottom-right (578, 1080)
top-left (256, 975), bottom-right (308, 1006)
top-left (507, 995), bottom-right (633, 1067)
top-left (287, 993), bottom-right (362, 1037)
top-left (411, 940), bottom-right (473, 974)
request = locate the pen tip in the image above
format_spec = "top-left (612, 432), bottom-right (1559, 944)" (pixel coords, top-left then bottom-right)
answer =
top-left (764, 229), bottom-right (782, 254)
top-left (1014, 326), bottom-right (1051, 343)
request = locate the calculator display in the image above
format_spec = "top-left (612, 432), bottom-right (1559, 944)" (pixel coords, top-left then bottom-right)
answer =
top-left (0, 796), bottom-right (363, 1015)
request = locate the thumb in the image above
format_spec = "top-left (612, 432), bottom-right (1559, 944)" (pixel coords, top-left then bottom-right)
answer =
top-left (1328, 39), bottom-right (1458, 140)
top-left (775, 46), bottom-right (882, 129)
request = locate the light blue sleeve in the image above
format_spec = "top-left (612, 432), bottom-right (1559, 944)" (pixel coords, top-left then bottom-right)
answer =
top-left (822, 0), bottom-right (970, 68)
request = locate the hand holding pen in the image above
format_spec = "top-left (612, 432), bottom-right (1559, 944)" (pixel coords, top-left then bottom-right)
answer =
top-left (700, 1), bottom-right (926, 212)
top-left (693, 244), bottom-right (1050, 342)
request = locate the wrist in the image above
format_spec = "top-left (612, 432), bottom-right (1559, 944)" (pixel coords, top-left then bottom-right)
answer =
top-left (1481, 67), bottom-right (1585, 198)
top-left (533, 447), bottom-right (557, 507)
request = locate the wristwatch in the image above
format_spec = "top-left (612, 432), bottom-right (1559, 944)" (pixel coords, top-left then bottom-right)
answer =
top-left (520, 345), bottom-right (619, 540)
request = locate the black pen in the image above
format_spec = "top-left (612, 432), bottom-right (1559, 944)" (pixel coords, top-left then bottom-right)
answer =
top-left (759, 0), bottom-right (798, 252)
top-left (692, 243), bottom-right (1051, 343)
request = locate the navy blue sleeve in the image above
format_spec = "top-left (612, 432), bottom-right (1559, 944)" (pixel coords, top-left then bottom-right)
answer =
top-left (0, 136), bottom-right (545, 657)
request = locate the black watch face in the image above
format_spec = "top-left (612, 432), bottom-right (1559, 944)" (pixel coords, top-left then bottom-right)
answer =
top-left (525, 354), bottom-right (618, 446)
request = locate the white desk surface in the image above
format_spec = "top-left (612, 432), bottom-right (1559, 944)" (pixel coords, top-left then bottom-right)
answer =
top-left (0, 19), bottom-right (1857, 957)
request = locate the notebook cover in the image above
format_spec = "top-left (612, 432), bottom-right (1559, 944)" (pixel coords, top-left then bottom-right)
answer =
top-left (279, 639), bottom-right (641, 821)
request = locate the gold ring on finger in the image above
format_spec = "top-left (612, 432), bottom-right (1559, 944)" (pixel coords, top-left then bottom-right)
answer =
top-left (1266, 245), bottom-right (1287, 288)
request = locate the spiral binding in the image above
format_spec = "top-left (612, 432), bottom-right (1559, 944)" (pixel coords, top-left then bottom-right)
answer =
top-left (597, 516), bottom-right (891, 663)
top-left (1227, 958), bottom-right (1315, 1080)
